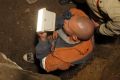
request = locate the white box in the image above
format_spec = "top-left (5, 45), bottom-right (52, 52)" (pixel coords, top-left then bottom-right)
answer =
top-left (36, 8), bottom-right (56, 32)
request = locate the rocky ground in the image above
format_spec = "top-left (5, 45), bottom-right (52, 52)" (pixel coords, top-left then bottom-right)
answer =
top-left (0, 52), bottom-right (60, 80)
top-left (0, 0), bottom-right (120, 80)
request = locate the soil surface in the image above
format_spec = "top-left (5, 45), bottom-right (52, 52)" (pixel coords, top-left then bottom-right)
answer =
top-left (0, 0), bottom-right (120, 80)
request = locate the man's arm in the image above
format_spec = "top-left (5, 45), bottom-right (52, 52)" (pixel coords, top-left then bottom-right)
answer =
top-left (98, 0), bottom-right (120, 36)
top-left (99, 18), bottom-right (120, 36)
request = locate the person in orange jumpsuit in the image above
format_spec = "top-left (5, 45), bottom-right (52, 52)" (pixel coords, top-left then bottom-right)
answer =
top-left (24, 8), bottom-right (94, 72)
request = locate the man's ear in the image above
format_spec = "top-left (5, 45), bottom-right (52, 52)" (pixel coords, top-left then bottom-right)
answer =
top-left (71, 35), bottom-right (79, 41)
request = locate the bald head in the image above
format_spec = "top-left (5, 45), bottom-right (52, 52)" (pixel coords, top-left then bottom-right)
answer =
top-left (63, 8), bottom-right (94, 41)
top-left (72, 16), bottom-right (94, 40)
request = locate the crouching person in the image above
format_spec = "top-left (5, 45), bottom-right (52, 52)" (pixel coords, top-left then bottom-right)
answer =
top-left (24, 8), bottom-right (94, 72)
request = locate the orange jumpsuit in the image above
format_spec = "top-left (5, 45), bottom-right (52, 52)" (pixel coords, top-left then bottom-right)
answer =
top-left (45, 37), bottom-right (93, 72)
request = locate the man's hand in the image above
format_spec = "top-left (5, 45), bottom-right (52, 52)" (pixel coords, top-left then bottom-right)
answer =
top-left (37, 32), bottom-right (47, 41)
top-left (47, 31), bottom-right (58, 51)
top-left (47, 31), bottom-right (58, 40)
